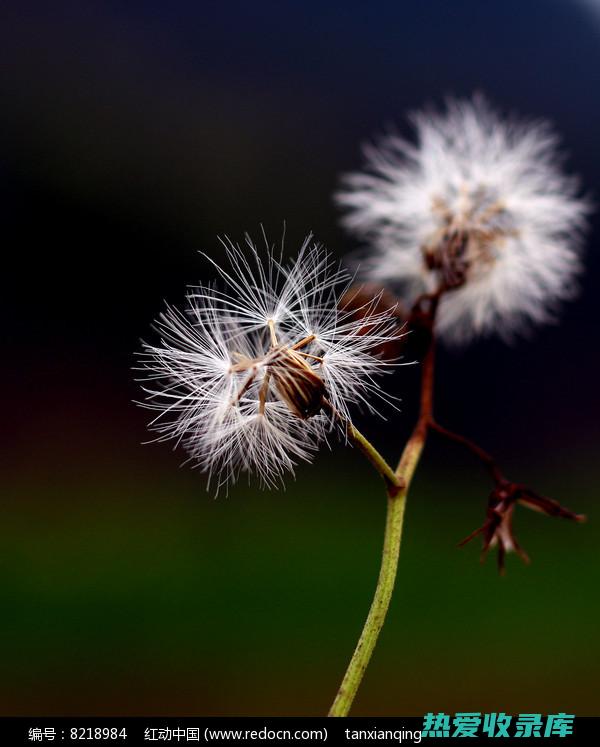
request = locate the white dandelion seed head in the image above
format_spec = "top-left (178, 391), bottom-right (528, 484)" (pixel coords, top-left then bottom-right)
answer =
top-left (137, 233), bottom-right (403, 492)
top-left (336, 96), bottom-right (591, 344)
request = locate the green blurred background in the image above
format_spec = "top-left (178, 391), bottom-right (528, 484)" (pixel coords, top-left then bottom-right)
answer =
top-left (2, 448), bottom-right (598, 715)
top-left (1, 0), bottom-right (599, 716)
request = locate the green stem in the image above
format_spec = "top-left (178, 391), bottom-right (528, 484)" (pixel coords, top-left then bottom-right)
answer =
top-left (347, 423), bottom-right (403, 494)
top-left (322, 397), bottom-right (402, 494)
top-left (327, 430), bottom-right (426, 716)
top-left (328, 336), bottom-right (436, 717)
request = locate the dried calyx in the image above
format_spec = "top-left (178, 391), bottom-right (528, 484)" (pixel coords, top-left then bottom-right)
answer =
top-left (229, 321), bottom-right (328, 421)
top-left (459, 481), bottom-right (586, 573)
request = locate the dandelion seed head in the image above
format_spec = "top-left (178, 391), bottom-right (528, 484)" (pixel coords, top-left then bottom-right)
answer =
top-left (137, 234), bottom-right (402, 492)
top-left (336, 96), bottom-right (591, 343)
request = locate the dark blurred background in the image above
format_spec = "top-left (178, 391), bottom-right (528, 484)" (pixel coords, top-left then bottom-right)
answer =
top-left (1, 0), bottom-right (599, 716)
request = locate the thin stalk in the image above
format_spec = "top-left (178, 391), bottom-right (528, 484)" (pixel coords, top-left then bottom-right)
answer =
top-left (328, 333), bottom-right (436, 717)
top-left (428, 421), bottom-right (506, 485)
top-left (346, 422), bottom-right (404, 495)
top-left (322, 398), bottom-right (403, 494)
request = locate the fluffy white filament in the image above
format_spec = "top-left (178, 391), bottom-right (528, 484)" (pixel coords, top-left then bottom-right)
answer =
top-left (336, 96), bottom-right (590, 343)
top-left (138, 235), bottom-right (401, 491)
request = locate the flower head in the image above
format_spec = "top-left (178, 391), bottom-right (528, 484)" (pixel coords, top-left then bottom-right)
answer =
top-left (459, 481), bottom-right (586, 573)
top-left (336, 96), bottom-right (590, 343)
top-left (137, 234), bottom-right (401, 491)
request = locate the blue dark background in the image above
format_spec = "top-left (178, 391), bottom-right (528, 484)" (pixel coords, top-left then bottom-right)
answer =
top-left (1, 0), bottom-right (599, 715)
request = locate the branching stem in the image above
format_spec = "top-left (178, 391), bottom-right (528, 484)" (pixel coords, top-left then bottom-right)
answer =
top-left (322, 398), bottom-right (403, 494)
top-left (328, 298), bottom-right (438, 717)
top-left (428, 421), bottom-right (507, 485)
top-left (328, 283), bottom-right (579, 716)
top-left (345, 422), bottom-right (404, 495)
